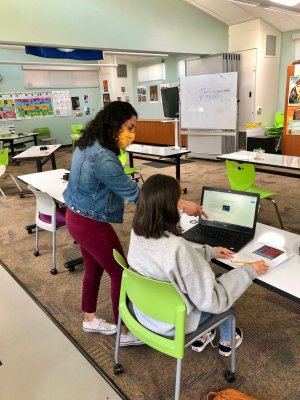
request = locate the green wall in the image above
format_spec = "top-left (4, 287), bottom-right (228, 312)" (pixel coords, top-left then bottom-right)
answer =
top-left (277, 30), bottom-right (300, 112)
top-left (132, 55), bottom-right (181, 119)
top-left (0, 50), bottom-right (101, 145)
top-left (0, 0), bottom-right (228, 55)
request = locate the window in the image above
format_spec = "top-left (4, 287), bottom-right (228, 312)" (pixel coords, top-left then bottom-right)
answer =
top-left (137, 63), bottom-right (164, 83)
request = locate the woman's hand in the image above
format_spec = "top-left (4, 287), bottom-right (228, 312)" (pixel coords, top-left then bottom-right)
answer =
top-left (250, 260), bottom-right (269, 275)
top-left (179, 200), bottom-right (208, 219)
top-left (217, 247), bottom-right (235, 259)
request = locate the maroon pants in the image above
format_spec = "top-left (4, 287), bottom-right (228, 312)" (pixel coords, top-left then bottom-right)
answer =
top-left (66, 209), bottom-right (126, 323)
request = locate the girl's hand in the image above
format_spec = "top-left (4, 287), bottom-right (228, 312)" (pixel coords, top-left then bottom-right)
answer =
top-left (251, 260), bottom-right (269, 275)
top-left (179, 200), bottom-right (208, 218)
top-left (217, 247), bottom-right (235, 259)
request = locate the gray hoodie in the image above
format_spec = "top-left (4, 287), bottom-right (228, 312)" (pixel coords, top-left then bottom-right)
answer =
top-left (127, 230), bottom-right (257, 336)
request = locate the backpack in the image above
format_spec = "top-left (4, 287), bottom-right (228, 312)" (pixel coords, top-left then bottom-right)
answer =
top-left (207, 389), bottom-right (256, 400)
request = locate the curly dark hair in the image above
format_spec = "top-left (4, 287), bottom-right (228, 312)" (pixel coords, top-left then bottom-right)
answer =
top-left (77, 101), bottom-right (138, 155)
top-left (132, 174), bottom-right (182, 239)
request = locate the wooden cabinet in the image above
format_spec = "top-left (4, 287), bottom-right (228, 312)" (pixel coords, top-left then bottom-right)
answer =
top-left (135, 119), bottom-right (186, 147)
top-left (283, 63), bottom-right (300, 156)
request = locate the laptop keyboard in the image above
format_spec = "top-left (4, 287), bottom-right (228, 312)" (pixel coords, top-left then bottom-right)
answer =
top-left (193, 224), bottom-right (245, 242)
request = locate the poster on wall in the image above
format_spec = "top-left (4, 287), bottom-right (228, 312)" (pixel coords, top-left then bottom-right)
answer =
top-left (14, 92), bottom-right (54, 119)
top-left (103, 93), bottom-right (110, 107)
top-left (137, 86), bottom-right (147, 103)
top-left (149, 85), bottom-right (158, 103)
top-left (0, 93), bottom-right (16, 120)
top-left (288, 76), bottom-right (300, 105)
top-left (286, 106), bottom-right (300, 135)
top-left (52, 91), bottom-right (72, 117)
top-left (103, 80), bottom-right (109, 92)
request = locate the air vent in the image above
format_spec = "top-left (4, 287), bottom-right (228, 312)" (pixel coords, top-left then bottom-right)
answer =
top-left (266, 35), bottom-right (277, 57)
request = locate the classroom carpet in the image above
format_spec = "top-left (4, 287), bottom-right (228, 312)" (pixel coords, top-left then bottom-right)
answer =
top-left (0, 147), bottom-right (299, 400)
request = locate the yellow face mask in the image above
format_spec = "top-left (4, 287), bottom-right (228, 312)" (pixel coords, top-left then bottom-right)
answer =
top-left (118, 129), bottom-right (135, 149)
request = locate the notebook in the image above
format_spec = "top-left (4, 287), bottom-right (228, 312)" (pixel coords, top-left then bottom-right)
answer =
top-left (182, 187), bottom-right (260, 252)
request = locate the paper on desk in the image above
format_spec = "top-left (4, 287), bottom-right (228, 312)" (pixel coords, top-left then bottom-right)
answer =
top-left (230, 241), bottom-right (293, 269)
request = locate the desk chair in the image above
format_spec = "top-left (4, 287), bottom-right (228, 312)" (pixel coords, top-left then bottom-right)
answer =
top-left (119, 149), bottom-right (144, 183)
top-left (0, 148), bottom-right (22, 198)
top-left (113, 250), bottom-right (236, 400)
top-left (70, 124), bottom-right (83, 151)
top-left (265, 112), bottom-right (284, 153)
top-left (33, 127), bottom-right (56, 145)
top-left (28, 184), bottom-right (67, 275)
top-left (225, 160), bottom-right (284, 229)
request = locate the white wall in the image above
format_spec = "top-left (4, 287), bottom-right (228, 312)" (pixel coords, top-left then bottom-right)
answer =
top-left (229, 19), bottom-right (281, 126)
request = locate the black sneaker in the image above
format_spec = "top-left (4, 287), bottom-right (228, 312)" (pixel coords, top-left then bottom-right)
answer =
top-left (191, 329), bottom-right (216, 352)
top-left (218, 327), bottom-right (243, 357)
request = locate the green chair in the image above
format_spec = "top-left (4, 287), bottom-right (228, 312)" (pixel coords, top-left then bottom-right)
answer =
top-left (113, 249), bottom-right (236, 400)
top-left (33, 127), bottom-right (56, 145)
top-left (119, 149), bottom-right (144, 183)
top-left (265, 112), bottom-right (284, 153)
top-left (70, 124), bottom-right (83, 151)
top-left (225, 160), bottom-right (284, 229)
top-left (0, 148), bottom-right (22, 198)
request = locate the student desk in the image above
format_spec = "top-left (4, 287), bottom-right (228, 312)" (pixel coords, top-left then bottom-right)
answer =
top-left (13, 144), bottom-right (61, 172)
top-left (0, 132), bottom-right (39, 158)
top-left (217, 150), bottom-right (300, 179)
top-left (18, 169), bottom-right (81, 270)
top-left (180, 213), bottom-right (300, 303)
top-left (126, 144), bottom-right (190, 181)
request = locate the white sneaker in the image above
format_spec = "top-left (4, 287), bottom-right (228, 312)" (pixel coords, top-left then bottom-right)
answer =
top-left (83, 318), bottom-right (117, 335)
top-left (120, 331), bottom-right (144, 347)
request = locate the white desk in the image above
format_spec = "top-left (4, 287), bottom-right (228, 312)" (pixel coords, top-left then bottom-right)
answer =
top-left (13, 144), bottom-right (61, 172)
top-left (18, 168), bottom-right (68, 203)
top-left (217, 150), bottom-right (300, 179)
top-left (180, 213), bottom-right (300, 303)
top-left (126, 144), bottom-right (190, 181)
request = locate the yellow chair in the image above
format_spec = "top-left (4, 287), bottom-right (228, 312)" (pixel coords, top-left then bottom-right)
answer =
top-left (70, 124), bottom-right (83, 151)
top-left (119, 149), bottom-right (144, 183)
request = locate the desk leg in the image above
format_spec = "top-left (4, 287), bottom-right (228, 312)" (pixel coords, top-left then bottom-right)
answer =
top-left (9, 140), bottom-right (15, 158)
top-left (175, 156), bottom-right (180, 181)
top-left (128, 153), bottom-right (134, 168)
top-left (34, 135), bottom-right (38, 146)
top-left (51, 154), bottom-right (57, 170)
top-left (36, 160), bottom-right (42, 172)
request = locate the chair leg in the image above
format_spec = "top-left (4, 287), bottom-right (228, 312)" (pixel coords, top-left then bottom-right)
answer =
top-left (267, 198), bottom-right (284, 230)
top-left (175, 358), bottom-right (182, 400)
top-left (7, 171), bottom-right (22, 192)
top-left (139, 173), bottom-right (145, 183)
top-left (0, 187), bottom-right (6, 199)
top-left (114, 314), bottom-right (124, 375)
top-left (51, 230), bottom-right (57, 275)
top-left (33, 226), bottom-right (39, 256)
top-left (224, 315), bottom-right (236, 383)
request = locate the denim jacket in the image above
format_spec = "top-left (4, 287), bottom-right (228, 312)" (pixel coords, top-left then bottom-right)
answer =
top-left (63, 140), bottom-right (140, 223)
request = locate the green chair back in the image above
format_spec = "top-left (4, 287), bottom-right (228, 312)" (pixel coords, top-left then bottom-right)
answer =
top-left (33, 127), bottom-right (51, 139)
top-left (274, 112), bottom-right (284, 128)
top-left (113, 249), bottom-right (186, 359)
top-left (225, 160), bottom-right (255, 191)
top-left (0, 148), bottom-right (9, 169)
top-left (118, 149), bottom-right (127, 167)
top-left (70, 124), bottom-right (84, 136)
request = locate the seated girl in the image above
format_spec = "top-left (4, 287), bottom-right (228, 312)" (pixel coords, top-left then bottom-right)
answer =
top-left (127, 174), bottom-right (269, 356)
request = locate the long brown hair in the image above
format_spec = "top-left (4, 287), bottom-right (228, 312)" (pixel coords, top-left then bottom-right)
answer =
top-left (132, 174), bottom-right (182, 239)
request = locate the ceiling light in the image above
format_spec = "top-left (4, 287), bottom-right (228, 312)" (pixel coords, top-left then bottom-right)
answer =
top-left (265, 5), bottom-right (300, 13)
top-left (270, 0), bottom-right (300, 6)
top-left (104, 51), bottom-right (168, 57)
top-left (231, 0), bottom-right (258, 5)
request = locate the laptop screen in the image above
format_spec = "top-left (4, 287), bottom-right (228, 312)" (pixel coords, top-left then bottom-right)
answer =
top-left (201, 187), bottom-right (259, 229)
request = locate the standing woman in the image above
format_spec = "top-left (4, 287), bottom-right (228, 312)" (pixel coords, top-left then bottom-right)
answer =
top-left (63, 101), bottom-right (142, 346)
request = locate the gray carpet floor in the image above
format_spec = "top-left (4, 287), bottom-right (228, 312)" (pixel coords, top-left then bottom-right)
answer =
top-left (0, 147), bottom-right (299, 400)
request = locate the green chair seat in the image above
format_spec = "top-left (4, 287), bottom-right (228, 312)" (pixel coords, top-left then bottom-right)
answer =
top-left (70, 124), bottom-right (83, 151)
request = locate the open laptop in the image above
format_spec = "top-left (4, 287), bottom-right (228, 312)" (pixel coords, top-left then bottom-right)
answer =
top-left (182, 187), bottom-right (260, 252)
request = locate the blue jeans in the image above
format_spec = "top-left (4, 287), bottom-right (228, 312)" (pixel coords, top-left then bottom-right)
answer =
top-left (198, 311), bottom-right (233, 341)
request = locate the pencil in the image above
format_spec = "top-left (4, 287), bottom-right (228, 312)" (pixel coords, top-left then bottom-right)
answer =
top-left (233, 260), bottom-right (253, 264)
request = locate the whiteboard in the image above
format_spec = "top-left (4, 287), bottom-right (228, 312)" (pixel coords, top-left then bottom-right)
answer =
top-left (180, 72), bottom-right (238, 130)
